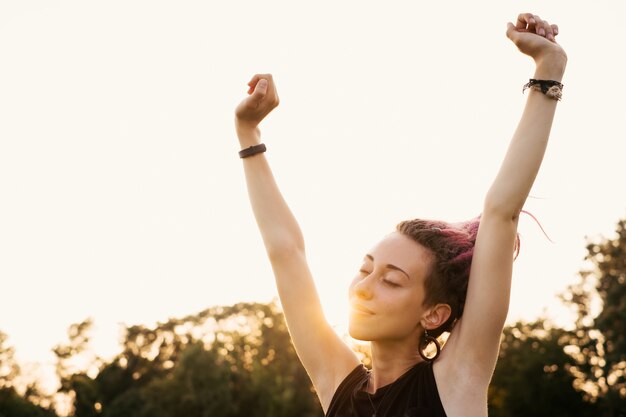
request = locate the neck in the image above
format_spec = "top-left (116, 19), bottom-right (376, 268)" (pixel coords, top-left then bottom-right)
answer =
top-left (366, 337), bottom-right (424, 393)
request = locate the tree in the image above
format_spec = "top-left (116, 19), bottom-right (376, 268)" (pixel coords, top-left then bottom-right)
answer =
top-left (0, 331), bottom-right (57, 417)
top-left (0, 331), bottom-right (19, 390)
top-left (53, 318), bottom-right (103, 417)
top-left (0, 387), bottom-right (58, 417)
top-left (561, 217), bottom-right (626, 416)
top-left (489, 319), bottom-right (599, 417)
top-left (57, 301), bottom-right (323, 417)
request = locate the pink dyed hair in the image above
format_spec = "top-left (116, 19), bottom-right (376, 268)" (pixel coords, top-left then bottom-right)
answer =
top-left (396, 215), bottom-right (521, 338)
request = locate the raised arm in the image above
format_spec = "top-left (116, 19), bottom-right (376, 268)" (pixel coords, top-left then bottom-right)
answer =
top-left (485, 14), bottom-right (567, 218)
top-left (446, 13), bottom-right (567, 381)
top-left (234, 74), bottom-right (359, 411)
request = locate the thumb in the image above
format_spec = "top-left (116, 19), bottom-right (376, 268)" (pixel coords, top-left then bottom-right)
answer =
top-left (506, 22), bottom-right (518, 41)
top-left (252, 79), bottom-right (268, 98)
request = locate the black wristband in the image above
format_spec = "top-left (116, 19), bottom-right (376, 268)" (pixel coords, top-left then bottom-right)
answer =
top-left (522, 79), bottom-right (564, 101)
top-left (239, 143), bottom-right (267, 158)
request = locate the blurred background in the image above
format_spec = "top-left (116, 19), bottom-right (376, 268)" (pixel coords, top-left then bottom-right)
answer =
top-left (0, 1), bottom-right (624, 416)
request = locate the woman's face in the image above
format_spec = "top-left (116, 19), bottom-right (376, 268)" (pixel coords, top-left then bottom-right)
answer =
top-left (348, 231), bottom-right (434, 342)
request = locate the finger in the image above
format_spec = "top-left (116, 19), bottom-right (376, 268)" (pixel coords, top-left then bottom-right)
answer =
top-left (543, 20), bottom-right (555, 41)
top-left (551, 24), bottom-right (559, 36)
top-left (247, 73), bottom-right (274, 93)
top-left (250, 79), bottom-right (268, 102)
top-left (247, 76), bottom-right (262, 96)
top-left (516, 13), bottom-right (535, 30)
top-left (247, 74), bottom-right (261, 86)
top-left (248, 73), bottom-right (273, 85)
top-left (506, 22), bottom-right (519, 41)
top-left (247, 75), bottom-right (262, 95)
top-left (533, 15), bottom-right (545, 36)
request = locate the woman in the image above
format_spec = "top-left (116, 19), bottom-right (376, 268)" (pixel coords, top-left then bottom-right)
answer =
top-left (233, 12), bottom-right (567, 417)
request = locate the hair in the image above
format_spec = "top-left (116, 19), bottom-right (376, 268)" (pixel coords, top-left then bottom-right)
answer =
top-left (396, 215), bottom-right (521, 340)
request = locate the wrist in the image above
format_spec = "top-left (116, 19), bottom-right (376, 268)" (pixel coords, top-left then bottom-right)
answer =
top-left (235, 122), bottom-right (261, 147)
top-left (534, 52), bottom-right (567, 81)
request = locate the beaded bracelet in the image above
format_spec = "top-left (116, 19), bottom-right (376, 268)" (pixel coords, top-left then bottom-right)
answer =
top-left (523, 79), bottom-right (564, 101)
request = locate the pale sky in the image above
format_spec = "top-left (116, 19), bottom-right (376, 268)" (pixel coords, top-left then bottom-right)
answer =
top-left (1, 0), bottom-right (625, 393)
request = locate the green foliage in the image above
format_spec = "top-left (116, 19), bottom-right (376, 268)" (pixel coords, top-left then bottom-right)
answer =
top-left (133, 343), bottom-right (237, 417)
top-left (0, 387), bottom-right (57, 417)
top-left (0, 332), bottom-right (57, 417)
top-left (489, 319), bottom-right (599, 417)
top-left (55, 301), bottom-right (322, 417)
top-left (0, 331), bottom-right (20, 390)
top-left (561, 217), bottom-right (626, 415)
top-left (53, 319), bottom-right (98, 394)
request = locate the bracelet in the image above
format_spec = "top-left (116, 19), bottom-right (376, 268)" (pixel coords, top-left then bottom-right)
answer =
top-left (522, 79), bottom-right (564, 101)
top-left (239, 143), bottom-right (267, 158)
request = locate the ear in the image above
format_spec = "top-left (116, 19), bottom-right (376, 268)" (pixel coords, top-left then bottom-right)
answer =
top-left (421, 303), bottom-right (452, 330)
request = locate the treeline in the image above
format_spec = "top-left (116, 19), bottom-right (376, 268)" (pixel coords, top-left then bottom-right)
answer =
top-left (1, 218), bottom-right (625, 417)
top-left (1, 302), bottom-right (322, 417)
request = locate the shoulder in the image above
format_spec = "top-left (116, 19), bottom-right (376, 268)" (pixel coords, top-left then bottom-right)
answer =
top-left (324, 363), bottom-right (368, 416)
top-left (432, 323), bottom-right (491, 416)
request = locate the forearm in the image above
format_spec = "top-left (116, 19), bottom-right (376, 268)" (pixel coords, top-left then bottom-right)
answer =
top-left (237, 126), bottom-right (305, 256)
top-left (485, 54), bottom-right (567, 218)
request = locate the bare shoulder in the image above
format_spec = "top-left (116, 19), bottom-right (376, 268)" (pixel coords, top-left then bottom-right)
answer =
top-left (317, 353), bottom-right (363, 413)
top-left (432, 320), bottom-right (491, 417)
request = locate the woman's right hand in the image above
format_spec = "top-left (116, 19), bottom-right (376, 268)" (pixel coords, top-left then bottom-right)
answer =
top-left (235, 74), bottom-right (280, 134)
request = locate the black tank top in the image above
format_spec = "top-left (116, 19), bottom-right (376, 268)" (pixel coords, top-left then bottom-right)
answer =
top-left (325, 361), bottom-right (447, 417)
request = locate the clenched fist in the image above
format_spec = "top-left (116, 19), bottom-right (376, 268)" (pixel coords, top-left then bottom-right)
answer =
top-left (506, 13), bottom-right (567, 64)
top-left (235, 74), bottom-right (280, 134)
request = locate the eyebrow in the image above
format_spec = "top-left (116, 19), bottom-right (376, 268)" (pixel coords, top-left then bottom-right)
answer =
top-left (365, 254), bottom-right (411, 281)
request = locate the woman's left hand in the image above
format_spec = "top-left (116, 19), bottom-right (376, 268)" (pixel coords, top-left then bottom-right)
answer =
top-left (506, 13), bottom-right (567, 64)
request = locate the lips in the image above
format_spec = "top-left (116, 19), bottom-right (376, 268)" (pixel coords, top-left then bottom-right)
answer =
top-left (351, 303), bottom-right (375, 315)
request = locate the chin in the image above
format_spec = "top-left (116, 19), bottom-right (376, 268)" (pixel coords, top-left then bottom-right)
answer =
top-left (348, 318), bottom-right (373, 341)
top-left (348, 329), bottom-right (370, 342)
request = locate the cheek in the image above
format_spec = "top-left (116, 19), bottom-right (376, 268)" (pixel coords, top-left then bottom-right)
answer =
top-left (390, 296), bottom-right (423, 330)
top-left (383, 288), bottom-right (424, 316)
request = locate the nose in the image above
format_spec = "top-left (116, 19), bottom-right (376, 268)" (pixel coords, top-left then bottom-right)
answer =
top-left (353, 275), bottom-right (374, 301)
top-left (355, 287), bottom-right (373, 300)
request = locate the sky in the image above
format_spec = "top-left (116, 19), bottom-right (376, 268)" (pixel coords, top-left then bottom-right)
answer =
top-left (1, 0), bottom-right (625, 393)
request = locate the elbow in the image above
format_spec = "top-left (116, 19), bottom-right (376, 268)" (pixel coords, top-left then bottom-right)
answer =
top-left (265, 238), bottom-right (306, 261)
top-left (483, 192), bottom-right (522, 221)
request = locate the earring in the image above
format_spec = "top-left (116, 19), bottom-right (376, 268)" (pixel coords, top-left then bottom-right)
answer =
top-left (419, 329), bottom-right (441, 362)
